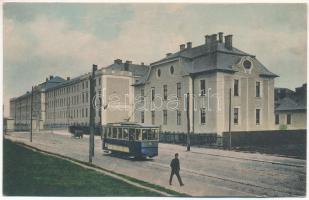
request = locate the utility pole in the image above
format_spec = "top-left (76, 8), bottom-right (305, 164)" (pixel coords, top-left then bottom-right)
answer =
top-left (89, 64), bottom-right (97, 163)
top-left (30, 86), bottom-right (34, 142)
top-left (186, 92), bottom-right (191, 151)
top-left (53, 89), bottom-right (56, 134)
top-left (228, 88), bottom-right (232, 150)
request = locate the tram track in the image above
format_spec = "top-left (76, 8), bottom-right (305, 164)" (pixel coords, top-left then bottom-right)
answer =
top-left (145, 160), bottom-right (305, 197)
top-left (159, 145), bottom-right (305, 168)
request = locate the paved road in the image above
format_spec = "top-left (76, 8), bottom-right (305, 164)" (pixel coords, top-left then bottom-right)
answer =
top-left (5, 131), bottom-right (306, 197)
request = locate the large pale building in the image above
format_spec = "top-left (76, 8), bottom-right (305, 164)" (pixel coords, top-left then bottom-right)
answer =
top-left (134, 33), bottom-right (278, 135)
top-left (9, 76), bottom-right (65, 130)
top-left (10, 61), bottom-right (149, 130)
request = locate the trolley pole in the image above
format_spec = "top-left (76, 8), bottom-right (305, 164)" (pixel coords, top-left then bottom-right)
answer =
top-left (186, 92), bottom-right (191, 151)
top-left (228, 88), bottom-right (232, 150)
top-left (89, 64), bottom-right (97, 163)
top-left (30, 86), bottom-right (34, 142)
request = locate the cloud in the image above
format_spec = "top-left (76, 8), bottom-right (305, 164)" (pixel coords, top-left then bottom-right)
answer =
top-left (3, 3), bottom-right (307, 117)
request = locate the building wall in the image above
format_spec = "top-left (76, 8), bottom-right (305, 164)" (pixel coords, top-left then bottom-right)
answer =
top-left (275, 111), bottom-right (306, 130)
top-left (44, 70), bottom-right (135, 129)
top-left (134, 57), bottom-right (276, 135)
top-left (134, 59), bottom-right (192, 133)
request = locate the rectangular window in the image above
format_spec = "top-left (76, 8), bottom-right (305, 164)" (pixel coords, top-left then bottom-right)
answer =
top-left (234, 79), bottom-right (239, 96)
top-left (201, 108), bottom-right (206, 124)
top-left (86, 92), bottom-right (88, 103)
top-left (151, 111), bottom-right (155, 125)
top-left (287, 114), bottom-right (291, 125)
top-left (85, 108), bottom-right (88, 117)
top-left (177, 83), bottom-right (181, 98)
top-left (163, 85), bottom-right (168, 100)
top-left (141, 111), bottom-right (144, 123)
top-left (151, 87), bottom-right (155, 101)
top-left (234, 108), bottom-right (239, 125)
top-left (163, 110), bottom-right (167, 125)
top-left (256, 81), bottom-right (261, 97)
top-left (177, 110), bottom-right (181, 125)
top-left (256, 109), bottom-right (260, 125)
top-left (275, 114), bottom-right (279, 125)
top-left (200, 80), bottom-right (206, 96)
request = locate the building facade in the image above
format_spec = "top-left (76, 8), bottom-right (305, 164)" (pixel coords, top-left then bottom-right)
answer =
top-left (9, 76), bottom-right (65, 130)
top-left (10, 33), bottom-right (279, 135)
top-left (10, 61), bottom-right (148, 130)
top-left (134, 33), bottom-right (278, 135)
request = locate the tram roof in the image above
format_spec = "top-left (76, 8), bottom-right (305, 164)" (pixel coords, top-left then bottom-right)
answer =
top-left (105, 122), bottom-right (159, 128)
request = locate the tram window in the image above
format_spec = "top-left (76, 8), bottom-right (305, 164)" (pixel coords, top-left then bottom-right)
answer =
top-left (112, 128), bottom-right (117, 138)
top-left (136, 129), bottom-right (141, 140)
top-left (118, 128), bottom-right (123, 139)
top-left (154, 129), bottom-right (159, 140)
top-left (142, 129), bottom-right (147, 140)
top-left (108, 128), bottom-right (112, 138)
top-left (129, 129), bottom-right (135, 140)
top-left (123, 128), bottom-right (129, 140)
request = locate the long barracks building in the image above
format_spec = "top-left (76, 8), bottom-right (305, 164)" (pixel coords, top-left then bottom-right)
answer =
top-left (9, 33), bottom-right (278, 135)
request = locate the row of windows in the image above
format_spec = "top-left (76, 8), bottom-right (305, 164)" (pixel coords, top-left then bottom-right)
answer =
top-left (233, 108), bottom-right (261, 125)
top-left (47, 92), bottom-right (90, 108)
top-left (105, 128), bottom-right (159, 141)
top-left (156, 66), bottom-right (175, 78)
top-left (46, 108), bottom-right (89, 119)
top-left (141, 110), bottom-right (182, 125)
top-left (275, 113), bottom-right (291, 125)
top-left (233, 79), bottom-right (261, 98)
top-left (144, 83), bottom-right (182, 102)
top-left (140, 108), bottom-right (262, 126)
top-left (46, 77), bottom-right (101, 98)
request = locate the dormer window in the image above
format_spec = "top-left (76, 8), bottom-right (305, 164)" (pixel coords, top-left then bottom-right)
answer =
top-left (157, 69), bottom-right (161, 77)
top-left (170, 66), bottom-right (174, 75)
top-left (243, 60), bottom-right (252, 69)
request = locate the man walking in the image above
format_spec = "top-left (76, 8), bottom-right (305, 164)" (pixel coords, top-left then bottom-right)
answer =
top-left (169, 153), bottom-right (184, 186)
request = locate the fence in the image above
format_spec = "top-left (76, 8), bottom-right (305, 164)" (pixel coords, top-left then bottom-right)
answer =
top-left (222, 129), bottom-right (306, 148)
top-left (159, 132), bottom-right (217, 146)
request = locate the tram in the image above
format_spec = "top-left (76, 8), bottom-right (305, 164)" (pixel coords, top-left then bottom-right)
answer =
top-left (102, 122), bottom-right (160, 158)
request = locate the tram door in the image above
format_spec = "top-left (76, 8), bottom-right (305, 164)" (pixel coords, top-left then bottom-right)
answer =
top-left (128, 128), bottom-right (137, 155)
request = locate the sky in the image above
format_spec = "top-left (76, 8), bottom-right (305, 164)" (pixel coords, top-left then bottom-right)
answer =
top-left (3, 3), bottom-right (307, 117)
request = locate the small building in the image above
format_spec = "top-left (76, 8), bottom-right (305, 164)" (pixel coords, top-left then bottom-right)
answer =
top-left (275, 83), bottom-right (306, 130)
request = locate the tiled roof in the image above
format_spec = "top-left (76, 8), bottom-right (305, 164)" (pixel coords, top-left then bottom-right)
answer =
top-left (105, 63), bottom-right (149, 77)
top-left (276, 96), bottom-right (306, 111)
top-left (136, 39), bottom-right (278, 86)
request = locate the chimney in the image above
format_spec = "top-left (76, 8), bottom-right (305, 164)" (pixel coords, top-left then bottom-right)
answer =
top-left (187, 42), bottom-right (192, 49)
top-left (93, 64), bottom-right (98, 71)
top-left (49, 75), bottom-right (53, 80)
top-left (225, 35), bottom-right (233, 50)
top-left (46, 77), bottom-right (48, 82)
top-left (67, 77), bottom-right (70, 80)
top-left (210, 34), bottom-right (217, 42)
top-left (114, 59), bottom-right (122, 64)
top-left (205, 35), bottom-right (211, 46)
top-left (166, 53), bottom-right (172, 57)
top-left (218, 32), bottom-right (223, 43)
top-left (125, 60), bottom-right (132, 64)
top-left (180, 44), bottom-right (185, 51)
top-left (141, 62), bottom-right (144, 65)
